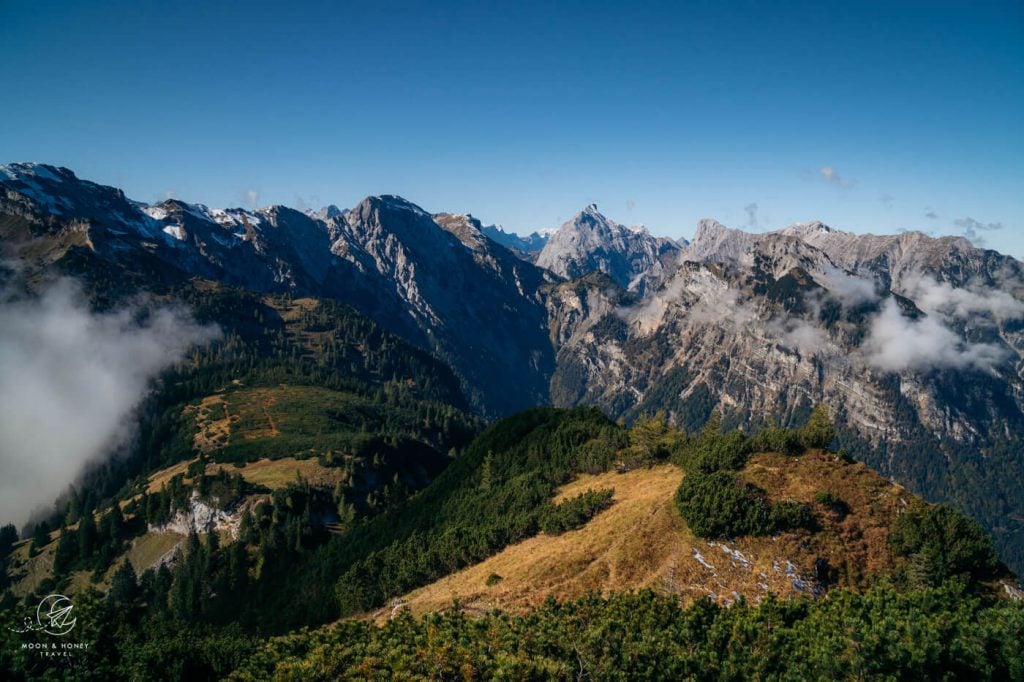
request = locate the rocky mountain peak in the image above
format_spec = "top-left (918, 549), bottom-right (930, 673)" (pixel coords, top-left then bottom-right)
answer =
top-left (432, 212), bottom-right (489, 252)
top-left (307, 204), bottom-right (344, 221)
top-left (350, 194), bottom-right (428, 219)
top-left (480, 223), bottom-right (552, 256)
top-left (691, 218), bottom-right (732, 243)
top-left (536, 205), bottom-right (680, 289)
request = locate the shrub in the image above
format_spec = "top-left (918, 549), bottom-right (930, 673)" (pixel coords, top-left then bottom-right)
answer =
top-left (814, 490), bottom-right (850, 518)
top-left (539, 489), bottom-right (615, 535)
top-left (750, 427), bottom-right (805, 456)
top-left (672, 415), bottom-right (752, 473)
top-left (890, 504), bottom-right (999, 589)
top-left (814, 490), bottom-right (838, 507)
top-left (675, 471), bottom-right (771, 538)
top-left (799, 405), bottom-right (836, 449)
top-left (769, 500), bottom-right (817, 532)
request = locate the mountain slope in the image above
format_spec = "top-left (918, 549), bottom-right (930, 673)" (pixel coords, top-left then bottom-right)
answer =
top-left (4, 163), bottom-right (1024, 575)
top-left (480, 223), bottom-right (552, 257)
top-left (536, 204), bottom-right (679, 292)
top-left (550, 219), bottom-right (1024, 572)
top-left (0, 165), bottom-right (554, 417)
top-left (326, 198), bottom-right (555, 415)
top-left (395, 448), bottom-right (1018, 617)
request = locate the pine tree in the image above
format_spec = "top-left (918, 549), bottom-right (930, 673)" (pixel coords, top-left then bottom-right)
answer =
top-left (337, 499), bottom-right (356, 530)
top-left (30, 521), bottom-right (50, 552)
top-left (104, 504), bottom-right (125, 545)
top-left (227, 541), bottom-right (248, 593)
top-left (53, 528), bottom-right (77, 574)
top-left (108, 561), bottom-right (138, 604)
top-left (801, 405), bottom-right (836, 449)
top-left (78, 512), bottom-right (98, 561)
top-left (480, 451), bottom-right (494, 491)
top-left (0, 524), bottom-right (17, 559)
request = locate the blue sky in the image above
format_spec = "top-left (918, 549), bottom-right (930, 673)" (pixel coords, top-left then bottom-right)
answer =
top-left (2, 1), bottom-right (1022, 255)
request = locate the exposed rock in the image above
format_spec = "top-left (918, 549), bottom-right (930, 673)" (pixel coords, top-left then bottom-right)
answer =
top-left (148, 490), bottom-right (244, 539)
top-left (537, 204), bottom-right (679, 293)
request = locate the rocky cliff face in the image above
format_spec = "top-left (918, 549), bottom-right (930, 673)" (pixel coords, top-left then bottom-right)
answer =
top-left (324, 199), bottom-right (556, 415)
top-left (479, 223), bottom-right (551, 257)
top-left (548, 218), bottom-right (1024, 570)
top-left (0, 165), bottom-right (553, 417)
top-left (536, 204), bottom-right (679, 293)
top-left (149, 490), bottom-right (245, 539)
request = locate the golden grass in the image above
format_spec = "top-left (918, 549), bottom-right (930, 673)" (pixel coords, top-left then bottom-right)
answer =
top-left (189, 393), bottom-right (236, 453)
top-left (123, 531), bottom-right (184, 574)
top-left (395, 465), bottom-right (699, 618)
top-left (392, 453), bottom-right (915, 620)
top-left (5, 539), bottom-right (57, 597)
top-left (271, 296), bottom-right (320, 322)
top-left (742, 450), bottom-right (909, 583)
top-left (146, 457), bottom-right (198, 494)
top-left (207, 456), bottom-right (346, 490)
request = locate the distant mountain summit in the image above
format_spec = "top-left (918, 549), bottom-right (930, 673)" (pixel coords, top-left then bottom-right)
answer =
top-left (0, 163), bottom-right (553, 417)
top-left (536, 203), bottom-right (680, 291)
top-left (480, 223), bottom-right (552, 257)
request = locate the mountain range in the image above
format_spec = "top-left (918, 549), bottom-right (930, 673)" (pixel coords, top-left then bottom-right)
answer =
top-left (2, 161), bottom-right (1024, 574)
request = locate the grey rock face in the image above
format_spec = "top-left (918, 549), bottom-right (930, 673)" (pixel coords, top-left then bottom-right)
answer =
top-left (480, 223), bottom-right (551, 256)
top-left (536, 204), bottom-right (679, 293)
top-left (549, 217), bottom-right (1024, 571)
top-left (0, 165), bottom-right (553, 417)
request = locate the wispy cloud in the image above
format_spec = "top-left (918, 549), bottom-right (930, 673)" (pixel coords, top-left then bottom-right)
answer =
top-left (924, 208), bottom-right (939, 220)
top-left (625, 199), bottom-right (636, 211)
top-left (955, 217), bottom-right (1003, 232)
top-left (243, 188), bottom-right (261, 208)
top-left (819, 165), bottom-right (855, 188)
top-left (292, 194), bottom-right (321, 212)
top-left (743, 202), bottom-right (759, 228)
top-left (955, 216), bottom-right (1003, 247)
top-left (879, 193), bottom-right (894, 208)
top-left (902, 273), bottom-right (1024, 322)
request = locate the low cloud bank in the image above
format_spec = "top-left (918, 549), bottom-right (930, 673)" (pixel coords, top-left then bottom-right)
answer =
top-left (811, 268), bottom-right (1019, 373)
top-left (861, 298), bottom-right (1009, 373)
top-left (901, 274), bottom-right (1024, 321)
top-left (0, 276), bottom-right (219, 531)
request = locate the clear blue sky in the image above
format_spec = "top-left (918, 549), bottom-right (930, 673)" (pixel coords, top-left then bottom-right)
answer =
top-left (2, 1), bottom-right (1022, 255)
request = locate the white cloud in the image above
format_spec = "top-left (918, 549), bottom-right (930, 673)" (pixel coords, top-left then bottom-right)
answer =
top-left (618, 276), bottom-right (760, 336)
top-left (861, 298), bottom-right (1007, 372)
top-left (0, 276), bottom-right (219, 529)
top-left (820, 266), bottom-right (878, 306)
top-left (768, 316), bottom-right (830, 356)
top-left (819, 165), bottom-right (855, 189)
top-left (900, 274), bottom-right (1024, 322)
